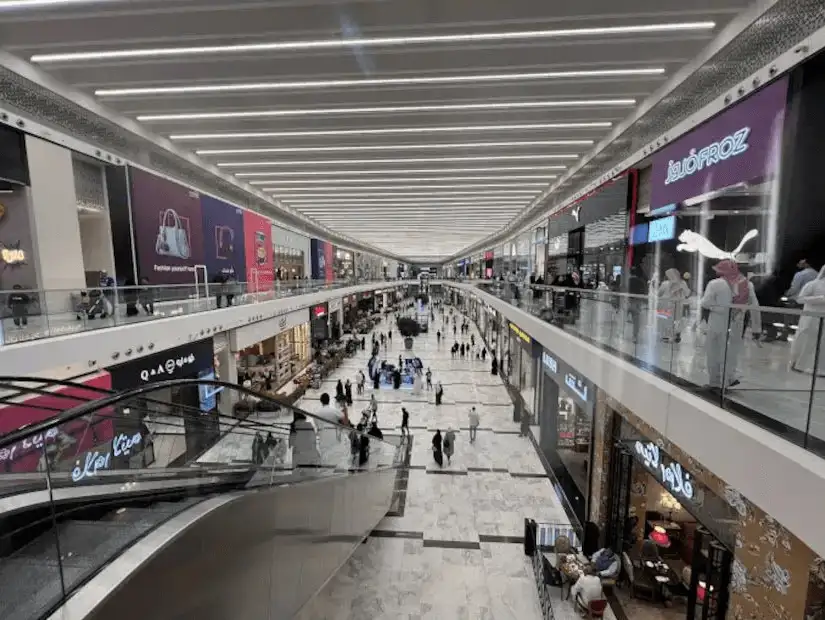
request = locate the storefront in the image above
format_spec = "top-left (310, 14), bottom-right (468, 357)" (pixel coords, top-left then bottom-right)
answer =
top-left (545, 173), bottom-right (632, 287)
top-left (232, 308), bottom-right (311, 392)
top-left (483, 250), bottom-right (494, 279)
top-left (328, 297), bottom-right (342, 340)
top-left (272, 224), bottom-right (310, 280)
top-left (108, 338), bottom-right (218, 467)
top-left (504, 322), bottom-right (539, 417)
top-left (535, 349), bottom-right (595, 524)
top-left (632, 76), bottom-right (789, 301)
top-left (342, 294), bottom-right (358, 332)
top-left (333, 247), bottom-right (354, 280)
top-left (310, 301), bottom-right (330, 345)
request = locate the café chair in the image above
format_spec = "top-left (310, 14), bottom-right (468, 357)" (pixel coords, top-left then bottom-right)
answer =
top-left (555, 535), bottom-right (572, 562)
top-left (622, 552), bottom-right (657, 601)
top-left (574, 593), bottom-right (609, 618)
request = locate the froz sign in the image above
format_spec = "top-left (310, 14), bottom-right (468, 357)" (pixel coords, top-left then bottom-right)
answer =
top-left (650, 77), bottom-right (788, 210)
top-left (71, 432), bottom-right (143, 483)
top-left (634, 440), bottom-right (694, 502)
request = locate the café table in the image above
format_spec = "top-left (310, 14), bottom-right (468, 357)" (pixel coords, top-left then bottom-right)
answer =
top-left (642, 559), bottom-right (680, 605)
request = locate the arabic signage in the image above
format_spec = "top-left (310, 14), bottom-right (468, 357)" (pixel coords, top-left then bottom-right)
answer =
top-left (650, 76), bottom-right (788, 210)
top-left (328, 297), bottom-right (342, 313)
top-left (71, 431), bottom-right (143, 483)
top-left (540, 348), bottom-right (593, 410)
top-left (508, 322), bottom-right (533, 344)
top-left (633, 440), bottom-right (695, 502)
top-left (109, 339), bottom-right (214, 389)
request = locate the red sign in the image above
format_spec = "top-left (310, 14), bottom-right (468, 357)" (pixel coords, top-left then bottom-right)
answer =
top-left (312, 304), bottom-right (327, 318)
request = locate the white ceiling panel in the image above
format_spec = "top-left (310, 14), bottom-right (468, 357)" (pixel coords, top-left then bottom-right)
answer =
top-left (1, 0), bottom-right (754, 259)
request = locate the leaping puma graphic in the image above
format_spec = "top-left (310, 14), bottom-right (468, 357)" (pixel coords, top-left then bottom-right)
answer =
top-left (676, 229), bottom-right (758, 260)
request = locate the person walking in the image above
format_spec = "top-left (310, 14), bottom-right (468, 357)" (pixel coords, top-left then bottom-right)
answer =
top-left (437, 330), bottom-right (441, 345)
top-left (336, 379), bottom-right (345, 403)
top-left (356, 370), bottom-right (365, 395)
top-left (7, 285), bottom-right (30, 328)
top-left (460, 343), bottom-right (465, 358)
top-left (443, 427), bottom-right (456, 464)
top-left (453, 324), bottom-right (457, 337)
top-left (432, 430), bottom-right (443, 467)
top-left (481, 348), bottom-right (487, 361)
top-left (400, 406), bottom-right (410, 438)
top-left (425, 367), bottom-right (432, 390)
top-left (468, 407), bottom-right (480, 443)
top-left (470, 334), bottom-right (475, 347)
top-left (290, 412), bottom-right (320, 467)
top-left (434, 381), bottom-right (444, 406)
top-left (388, 329), bottom-right (392, 343)
top-left (344, 378), bottom-right (353, 406)
top-left (491, 355), bottom-right (498, 376)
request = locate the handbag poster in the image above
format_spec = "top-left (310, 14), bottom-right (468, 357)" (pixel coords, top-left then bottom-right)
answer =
top-left (129, 167), bottom-right (205, 284)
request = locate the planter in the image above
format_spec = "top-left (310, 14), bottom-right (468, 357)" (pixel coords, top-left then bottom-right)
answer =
top-left (404, 336), bottom-right (414, 350)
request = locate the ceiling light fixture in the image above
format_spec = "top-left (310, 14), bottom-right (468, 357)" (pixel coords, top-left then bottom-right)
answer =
top-left (169, 122), bottom-right (612, 141)
top-left (262, 183), bottom-right (548, 191)
top-left (33, 22), bottom-right (714, 63)
top-left (197, 140), bottom-right (592, 156)
top-left (249, 176), bottom-right (554, 186)
top-left (1, 0), bottom-right (118, 10)
top-left (97, 68), bottom-right (665, 97)
top-left (235, 166), bottom-right (566, 177)
top-left (289, 199), bottom-right (530, 205)
top-left (137, 99), bottom-right (635, 122)
top-left (218, 154), bottom-right (578, 168)
top-left (277, 190), bottom-right (538, 198)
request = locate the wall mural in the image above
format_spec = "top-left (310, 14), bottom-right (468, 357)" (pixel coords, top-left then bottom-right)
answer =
top-left (594, 390), bottom-right (822, 620)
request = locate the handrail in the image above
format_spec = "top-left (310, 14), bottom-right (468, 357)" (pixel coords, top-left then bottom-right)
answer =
top-left (0, 378), bottom-right (394, 452)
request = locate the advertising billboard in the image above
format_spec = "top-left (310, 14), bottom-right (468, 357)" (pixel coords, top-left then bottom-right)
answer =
top-left (243, 210), bottom-right (273, 291)
top-left (129, 167), bottom-right (205, 284)
top-left (200, 195), bottom-right (245, 281)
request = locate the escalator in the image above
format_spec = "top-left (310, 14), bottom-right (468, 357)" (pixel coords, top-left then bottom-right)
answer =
top-left (0, 378), bottom-right (404, 620)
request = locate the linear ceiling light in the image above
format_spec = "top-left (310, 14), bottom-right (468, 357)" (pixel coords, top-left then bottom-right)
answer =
top-left (1, 0), bottom-right (119, 9)
top-left (250, 176), bottom-right (554, 186)
top-left (137, 99), bottom-right (635, 122)
top-left (169, 122), bottom-right (612, 141)
top-left (96, 68), bottom-right (664, 97)
top-left (33, 22), bottom-right (714, 63)
top-left (218, 155), bottom-right (577, 168)
top-left (197, 140), bottom-right (592, 156)
top-left (262, 183), bottom-right (547, 191)
top-left (290, 199), bottom-right (529, 206)
top-left (277, 191), bottom-right (538, 199)
top-left (236, 166), bottom-right (566, 177)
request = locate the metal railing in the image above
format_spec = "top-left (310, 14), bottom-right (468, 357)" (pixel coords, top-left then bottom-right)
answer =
top-left (0, 278), bottom-right (392, 346)
top-left (467, 280), bottom-right (825, 458)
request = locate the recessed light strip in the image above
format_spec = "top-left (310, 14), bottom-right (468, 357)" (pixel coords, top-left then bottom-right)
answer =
top-left (277, 189), bottom-right (538, 196)
top-left (262, 183), bottom-right (548, 191)
top-left (137, 99), bottom-right (635, 122)
top-left (169, 122), bottom-right (612, 141)
top-left (197, 140), bottom-right (591, 156)
top-left (289, 198), bottom-right (530, 204)
top-left (218, 155), bottom-right (577, 168)
top-left (249, 176), bottom-right (554, 185)
top-left (235, 166), bottom-right (565, 177)
top-left (32, 22), bottom-right (714, 63)
top-left (97, 68), bottom-right (664, 97)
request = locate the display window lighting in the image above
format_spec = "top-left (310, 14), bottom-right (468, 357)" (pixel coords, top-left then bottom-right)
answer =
top-left (33, 23), bottom-right (713, 63)
top-left (136, 99), bottom-right (636, 122)
top-left (169, 122), bottom-right (612, 140)
top-left (196, 140), bottom-right (592, 155)
top-left (98, 68), bottom-right (664, 97)
top-left (218, 154), bottom-right (578, 168)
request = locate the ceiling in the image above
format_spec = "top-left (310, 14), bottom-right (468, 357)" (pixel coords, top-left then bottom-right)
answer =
top-left (0, 0), bottom-right (754, 261)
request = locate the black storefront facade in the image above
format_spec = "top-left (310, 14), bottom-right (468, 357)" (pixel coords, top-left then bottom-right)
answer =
top-left (310, 302), bottom-right (329, 344)
top-left (535, 348), bottom-right (596, 525)
top-left (108, 338), bottom-right (219, 467)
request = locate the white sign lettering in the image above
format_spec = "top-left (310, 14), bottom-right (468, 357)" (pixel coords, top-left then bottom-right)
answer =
top-left (664, 127), bottom-right (750, 185)
top-left (634, 440), bottom-right (694, 501)
top-left (564, 373), bottom-right (588, 402)
top-left (542, 352), bottom-right (558, 374)
top-left (71, 432), bottom-right (142, 483)
top-left (0, 427), bottom-right (59, 462)
top-left (139, 353), bottom-right (197, 382)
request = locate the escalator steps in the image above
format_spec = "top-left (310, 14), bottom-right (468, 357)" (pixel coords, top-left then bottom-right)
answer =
top-left (0, 559), bottom-right (86, 620)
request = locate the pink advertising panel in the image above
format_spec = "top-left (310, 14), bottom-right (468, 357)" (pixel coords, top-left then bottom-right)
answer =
top-left (243, 210), bottom-right (273, 291)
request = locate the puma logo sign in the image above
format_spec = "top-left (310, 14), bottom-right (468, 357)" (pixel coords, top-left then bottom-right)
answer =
top-left (571, 205), bottom-right (582, 222)
top-left (676, 229), bottom-right (758, 260)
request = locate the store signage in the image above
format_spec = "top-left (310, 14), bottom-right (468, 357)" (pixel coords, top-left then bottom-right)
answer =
top-left (676, 228), bottom-right (758, 261)
top-left (1, 247), bottom-right (25, 264)
top-left (328, 297), bottom-right (342, 313)
top-left (0, 427), bottom-right (59, 463)
top-left (542, 352), bottom-right (558, 374)
top-left (311, 303), bottom-right (327, 318)
top-left (564, 373), bottom-right (588, 402)
top-left (634, 440), bottom-right (694, 502)
top-left (508, 322), bottom-right (532, 344)
top-left (650, 76), bottom-right (788, 210)
top-left (109, 339), bottom-right (213, 389)
top-left (71, 432), bottom-right (143, 483)
top-left (647, 215), bottom-right (676, 243)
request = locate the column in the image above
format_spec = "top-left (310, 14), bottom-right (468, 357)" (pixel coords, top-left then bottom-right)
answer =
top-left (25, 135), bottom-right (86, 314)
top-left (216, 345), bottom-right (237, 416)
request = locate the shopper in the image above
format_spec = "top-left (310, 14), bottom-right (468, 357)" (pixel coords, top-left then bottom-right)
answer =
top-left (787, 258), bottom-right (818, 302)
top-left (138, 276), bottom-right (155, 315)
top-left (460, 343), bottom-right (465, 358)
top-left (481, 348), bottom-right (487, 361)
top-left (7, 284), bottom-right (30, 328)
top-left (425, 367), bottom-right (432, 390)
top-left (344, 378), bottom-right (353, 406)
top-left (392, 367), bottom-right (402, 390)
top-left (290, 412), bottom-right (320, 467)
top-left (468, 406), bottom-right (480, 443)
top-left (657, 268), bottom-right (690, 343)
top-left (401, 407), bottom-right (410, 438)
top-left (470, 334), bottom-right (475, 347)
top-left (388, 329), bottom-right (392, 342)
top-left (432, 429), bottom-right (443, 466)
top-left (443, 427), bottom-right (456, 464)
top-left (434, 381), bottom-right (444, 406)
top-left (570, 566), bottom-right (605, 611)
top-left (98, 270), bottom-right (115, 317)
top-left (369, 392), bottom-right (378, 415)
top-left (491, 355), bottom-right (498, 376)
top-left (360, 337), bottom-right (366, 350)
top-left (336, 380), bottom-right (345, 403)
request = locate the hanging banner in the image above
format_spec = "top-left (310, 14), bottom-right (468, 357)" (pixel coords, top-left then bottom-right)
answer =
top-left (200, 195), bottom-right (245, 281)
top-left (243, 210), bottom-right (273, 292)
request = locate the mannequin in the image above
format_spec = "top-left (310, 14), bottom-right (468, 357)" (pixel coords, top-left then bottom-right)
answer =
top-left (790, 266), bottom-right (825, 375)
top-left (701, 260), bottom-right (761, 389)
top-left (657, 268), bottom-right (690, 342)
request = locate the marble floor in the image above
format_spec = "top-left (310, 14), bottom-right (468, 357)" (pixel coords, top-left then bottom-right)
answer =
top-left (294, 307), bottom-right (617, 620)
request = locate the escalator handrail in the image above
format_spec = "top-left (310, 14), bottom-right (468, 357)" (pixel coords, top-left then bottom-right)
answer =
top-left (0, 378), bottom-right (397, 452)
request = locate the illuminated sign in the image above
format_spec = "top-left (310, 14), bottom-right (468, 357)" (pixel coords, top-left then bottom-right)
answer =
top-left (634, 440), bottom-right (694, 502)
top-left (140, 353), bottom-right (196, 383)
top-left (311, 304), bottom-right (327, 318)
top-left (676, 229), bottom-right (758, 260)
top-left (542, 352), bottom-right (558, 374)
top-left (508, 322), bottom-right (532, 344)
top-left (647, 216), bottom-right (676, 243)
top-left (0, 247), bottom-right (25, 264)
top-left (564, 373), bottom-right (588, 402)
top-left (71, 432), bottom-right (143, 483)
top-left (665, 127), bottom-right (750, 186)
